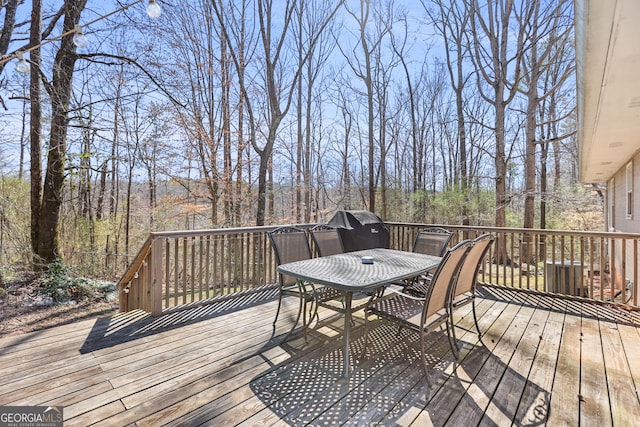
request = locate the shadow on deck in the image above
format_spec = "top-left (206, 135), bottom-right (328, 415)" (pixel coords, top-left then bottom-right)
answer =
top-left (79, 286), bottom-right (280, 354)
top-left (1, 285), bottom-right (639, 426)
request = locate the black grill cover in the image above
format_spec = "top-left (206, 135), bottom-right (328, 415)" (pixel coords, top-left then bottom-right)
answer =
top-left (328, 210), bottom-right (390, 252)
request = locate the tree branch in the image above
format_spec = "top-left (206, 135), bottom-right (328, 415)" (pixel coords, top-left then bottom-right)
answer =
top-left (78, 52), bottom-right (187, 108)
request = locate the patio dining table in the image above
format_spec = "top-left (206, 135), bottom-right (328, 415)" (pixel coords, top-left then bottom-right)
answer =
top-left (277, 247), bottom-right (442, 377)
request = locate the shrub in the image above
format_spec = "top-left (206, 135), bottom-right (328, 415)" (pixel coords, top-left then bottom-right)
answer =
top-left (35, 259), bottom-right (116, 303)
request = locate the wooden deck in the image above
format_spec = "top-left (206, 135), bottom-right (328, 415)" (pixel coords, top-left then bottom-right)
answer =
top-left (1, 286), bottom-right (640, 426)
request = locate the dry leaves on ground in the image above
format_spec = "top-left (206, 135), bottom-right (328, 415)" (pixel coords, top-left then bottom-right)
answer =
top-left (0, 276), bottom-right (119, 338)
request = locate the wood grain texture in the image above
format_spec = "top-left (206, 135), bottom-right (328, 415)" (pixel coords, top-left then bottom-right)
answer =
top-left (0, 286), bottom-right (639, 426)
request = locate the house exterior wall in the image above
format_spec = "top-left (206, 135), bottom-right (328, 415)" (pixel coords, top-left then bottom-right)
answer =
top-left (607, 151), bottom-right (640, 299)
top-left (610, 152), bottom-right (640, 233)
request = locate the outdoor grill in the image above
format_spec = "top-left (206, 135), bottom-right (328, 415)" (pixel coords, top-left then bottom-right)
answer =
top-left (327, 210), bottom-right (390, 252)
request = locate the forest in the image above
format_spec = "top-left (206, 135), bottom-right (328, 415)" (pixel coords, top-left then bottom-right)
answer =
top-left (0, 0), bottom-right (601, 278)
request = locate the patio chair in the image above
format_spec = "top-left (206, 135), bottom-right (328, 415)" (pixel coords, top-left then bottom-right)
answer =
top-left (448, 233), bottom-right (495, 348)
top-left (269, 226), bottom-right (345, 341)
top-left (308, 223), bottom-right (379, 320)
top-left (399, 227), bottom-right (454, 293)
top-left (309, 224), bottom-right (345, 257)
top-left (269, 226), bottom-right (319, 341)
top-left (412, 227), bottom-right (453, 257)
top-left (362, 240), bottom-right (473, 382)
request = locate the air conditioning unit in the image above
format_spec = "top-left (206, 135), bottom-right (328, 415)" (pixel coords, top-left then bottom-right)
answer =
top-left (545, 260), bottom-right (584, 296)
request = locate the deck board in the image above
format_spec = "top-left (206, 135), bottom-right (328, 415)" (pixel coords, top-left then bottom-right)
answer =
top-left (513, 296), bottom-right (566, 425)
top-left (479, 295), bottom-right (551, 425)
top-left (547, 300), bottom-right (582, 426)
top-left (383, 299), bottom-right (497, 427)
top-left (1, 285), bottom-right (639, 426)
top-left (579, 303), bottom-right (612, 426)
top-left (598, 305), bottom-right (640, 426)
top-left (617, 319), bottom-right (640, 403)
top-left (446, 293), bottom-right (537, 425)
top-left (417, 290), bottom-right (520, 425)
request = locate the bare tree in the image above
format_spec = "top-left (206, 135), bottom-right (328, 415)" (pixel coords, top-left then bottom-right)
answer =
top-left (29, 0), bottom-right (43, 258)
top-left (518, 0), bottom-right (574, 262)
top-left (161, 1), bottom-right (226, 226)
top-left (423, 0), bottom-right (472, 225)
top-left (293, 1), bottom-right (337, 222)
top-left (390, 15), bottom-right (425, 196)
top-left (538, 28), bottom-right (576, 232)
top-left (36, 0), bottom-right (88, 264)
top-left (371, 3), bottom-right (401, 219)
top-left (213, 0), bottom-right (343, 225)
top-left (465, 0), bottom-right (526, 263)
top-left (233, 1), bottom-right (250, 226)
top-left (118, 86), bottom-right (160, 253)
top-left (334, 87), bottom-right (355, 210)
top-left (0, 0), bottom-right (20, 92)
top-left (340, 0), bottom-right (393, 215)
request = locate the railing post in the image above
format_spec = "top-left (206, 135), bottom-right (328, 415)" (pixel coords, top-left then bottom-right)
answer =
top-left (151, 237), bottom-right (164, 316)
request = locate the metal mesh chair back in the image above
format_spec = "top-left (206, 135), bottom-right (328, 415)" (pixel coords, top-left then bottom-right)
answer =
top-left (269, 226), bottom-right (312, 287)
top-left (310, 224), bottom-right (344, 257)
top-left (412, 228), bottom-right (453, 257)
top-left (424, 240), bottom-right (472, 320)
top-left (453, 234), bottom-right (495, 298)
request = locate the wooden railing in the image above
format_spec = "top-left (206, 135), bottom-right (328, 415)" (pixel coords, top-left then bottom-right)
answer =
top-left (392, 224), bottom-right (638, 306)
top-left (118, 223), bottom-right (640, 315)
top-left (118, 226), bottom-right (283, 315)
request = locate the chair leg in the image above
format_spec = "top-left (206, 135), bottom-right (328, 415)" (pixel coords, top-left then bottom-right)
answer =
top-left (309, 292), bottom-right (320, 325)
top-left (419, 330), bottom-right (434, 388)
top-left (300, 292), bottom-right (309, 343)
top-left (445, 318), bottom-right (460, 361)
top-left (277, 290), bottom-right (306, 343)
top-left (472, 297), bottom-right (482, 339)
top-left (300, 285), bottom-right (322, 343)
top-left (361, 310), bottom-right (370, 360)
top-left (271, 287), bottom-right (285, 336)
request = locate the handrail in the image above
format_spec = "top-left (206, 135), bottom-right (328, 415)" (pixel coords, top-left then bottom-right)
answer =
top-left (118, 235), bottom-right (152, 288)
top-left (147, 223), bottom-right (321, 239)
top-left (392, 222), bottom-right (640, 239)
top-left (118, 222), bottom-right (640, 315)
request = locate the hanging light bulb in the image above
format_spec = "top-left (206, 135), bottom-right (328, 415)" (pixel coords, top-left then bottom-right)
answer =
top-left (73, 25), bottom-right (89, 48)
top-left (15, 52), bottom-right (30, 73)
top-left (146, 0), bottom-right (161, 18)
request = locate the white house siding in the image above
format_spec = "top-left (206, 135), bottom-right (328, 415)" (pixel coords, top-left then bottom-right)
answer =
top-left (607, 152), bottom-right (640, 301)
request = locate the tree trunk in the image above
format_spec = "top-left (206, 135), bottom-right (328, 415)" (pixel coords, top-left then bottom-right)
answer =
top-left (29, 0), bottom-right (42, 260)
top-left (256, 123), bottom-right (280, 226)
top-left (467, 0), bottom-right (524, 265)
top-left (235, 89), bottom-right (244, 226)
top-left (522, 103), bottom-right (537, 263)
top-left (96, 160), bottom-right (107, 220)
top-left (0, 0), bottom-right (19, 71)
top-left (234, 4), bottom-right (247, 227)
top-left (303, 67), bottom-right (313, 223)
top-left (295, 5), bottom-right (304, 223)
top-left (79, 113), bottom-right (93, 219)
top-left (365, 44), bottom-right (375, 213)
top-left (522, 47), bottom-right (539, 264)
top-left (221, 35), bottom-right (233, 226)
top-left (37, 0), bottom-right (88, 264)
